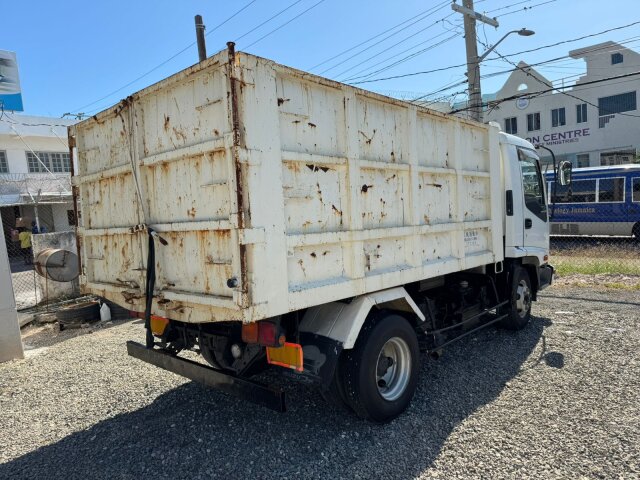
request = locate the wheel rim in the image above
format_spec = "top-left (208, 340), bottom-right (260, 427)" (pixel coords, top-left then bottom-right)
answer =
top-left (376, 336), bottom-right (412, 401)
top-left (515, 280), bottom-right (532, 318)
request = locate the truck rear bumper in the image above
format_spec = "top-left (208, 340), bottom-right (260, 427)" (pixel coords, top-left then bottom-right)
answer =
top-left (539, 264), bottom-right (554, 291)
top-left (126, 341), bottom-right (286, 412)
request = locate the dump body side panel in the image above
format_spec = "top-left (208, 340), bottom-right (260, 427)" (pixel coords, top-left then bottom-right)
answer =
top-left (72, 49), bottom-right (503, 324)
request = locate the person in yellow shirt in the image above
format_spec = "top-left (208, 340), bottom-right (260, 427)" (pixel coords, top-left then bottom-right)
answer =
top-left (17, 227), bottom-right (32, 265)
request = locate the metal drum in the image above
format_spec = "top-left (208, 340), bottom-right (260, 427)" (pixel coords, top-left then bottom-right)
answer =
top-left (34, 248), bottom-right (79, 282)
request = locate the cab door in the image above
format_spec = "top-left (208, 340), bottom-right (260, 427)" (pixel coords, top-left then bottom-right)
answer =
top-left (518, 148), bottom-right (549, 252)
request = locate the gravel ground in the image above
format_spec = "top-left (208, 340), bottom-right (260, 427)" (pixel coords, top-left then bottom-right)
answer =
top-left (1, 284), bottom-right (639, 479)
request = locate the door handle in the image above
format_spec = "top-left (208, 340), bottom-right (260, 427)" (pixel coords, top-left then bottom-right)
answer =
top-left (525, 218), bottom-right (533, 229)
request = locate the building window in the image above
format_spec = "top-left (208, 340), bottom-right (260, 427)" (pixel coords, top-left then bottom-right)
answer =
top-left (504, 117), bottom-right (517, 134)
top-left (26, 151), bottom-right (71, 173)
top-left (551, 107), bottom-right (566, 127)
top-left (611, 53), bottom-right (623, 65)
top-left (0, 151), bottom-right (8, 173)
top-left (576, 103), bottom-right (587, 123)
top-left (576, 154), bottom-right (590, 168)
top-left (598, 178), bottom-right (625, 203)
top-left (552, 179), bottom-right (596, 203)
top-left (526, 112), bottom-right (541, 131)
top-left (600, 150), bottom-right (635, 165)
top-left (598, 91), bottom-right (637, 116)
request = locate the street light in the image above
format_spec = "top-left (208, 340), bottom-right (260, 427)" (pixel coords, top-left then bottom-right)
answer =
top-left (469, 28), bottom-right (535, 122)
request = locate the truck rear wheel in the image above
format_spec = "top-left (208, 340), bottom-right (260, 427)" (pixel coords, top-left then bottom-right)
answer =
top-left (341, 312), bottom-right (419, 423)
top-left (500, 266), bottom-right (532, 330)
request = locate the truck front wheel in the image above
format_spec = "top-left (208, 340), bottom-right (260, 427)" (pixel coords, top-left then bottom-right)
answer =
top-left (341, 312), bottom-right (420, 423)
top-left (500, 266), bottom-right (532, 330)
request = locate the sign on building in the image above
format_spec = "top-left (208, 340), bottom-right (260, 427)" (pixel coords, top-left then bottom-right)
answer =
top-left (0, 50), bottom-right (24, 112)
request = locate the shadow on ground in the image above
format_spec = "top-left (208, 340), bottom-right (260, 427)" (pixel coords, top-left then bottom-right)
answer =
top-left (1, 316), bottom-right (552, 479)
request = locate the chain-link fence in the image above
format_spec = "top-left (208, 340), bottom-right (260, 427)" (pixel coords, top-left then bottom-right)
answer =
top-left (547, 169), bottom-right (640, 278)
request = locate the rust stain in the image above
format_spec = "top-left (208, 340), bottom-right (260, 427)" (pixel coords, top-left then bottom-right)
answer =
top-left (302, 220), bottom-right (312, 228)
top-left (306, 164), bottom-right (330, 173)
top-left (163, 115), bottom-right (170, 131)
top-left (424, 215), bottom-right (431, 224)
top-left (322, 251), bottom-right (329, 256)
top-left (310, 252), bottom-right (317, 258)
top-left (331, 204), bottom-right (342, 216)
top-left (277, 98), bottom-right (290, 106)
top-left (292, 120), bottom-right (301, 124)
top-left (187, 207), bottom-right (196, 218)
top-left (361, 184), bottom-right (373, 193)
top-left (172, 126), bottom-right (187, 142)
top-left (425, 183), bottom-right (443, 189)
top-left (390, 151), bottom-right (396, 162)
top-left (214, 129), bottom-right (220, 136)
top-left (385, 174), bottom-right (396, 183)
top-left (307, 122), bottom-right (317, 128)
top-left (298, 259), bottom-right (306, 276)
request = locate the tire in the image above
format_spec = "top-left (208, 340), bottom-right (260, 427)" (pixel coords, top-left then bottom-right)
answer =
top-left (55, 301), bottom-right (100, 325)
top-left (341, 312), bottom-right (420, 423)
top-left (319, 357), bottom-right (352, 413)
top-left (500, 266), bottom-right (532, 330)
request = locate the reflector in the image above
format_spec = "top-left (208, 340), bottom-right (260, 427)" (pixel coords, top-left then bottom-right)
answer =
top-left (267, 342), bottom-right (304, 372)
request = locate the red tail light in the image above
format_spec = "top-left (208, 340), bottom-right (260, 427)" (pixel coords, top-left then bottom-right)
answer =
top-left (242, 321), bottom-right (285, 347)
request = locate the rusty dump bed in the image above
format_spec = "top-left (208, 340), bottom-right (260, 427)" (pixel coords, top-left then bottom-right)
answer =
top-left (70, 46), bottom-right (503, 324)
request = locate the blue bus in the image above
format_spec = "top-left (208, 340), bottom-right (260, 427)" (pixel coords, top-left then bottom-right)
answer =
top-left (544, 164), bottom-right (640, 237)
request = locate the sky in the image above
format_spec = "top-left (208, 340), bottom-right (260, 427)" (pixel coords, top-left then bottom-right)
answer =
top-left (2, 0), bottom-right (639, 117)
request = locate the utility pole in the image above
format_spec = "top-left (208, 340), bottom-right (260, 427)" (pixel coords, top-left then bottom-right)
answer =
top-left (452, 1), bottom-right (499, 122)
top-left (195, 15), bottom-right (207, 62)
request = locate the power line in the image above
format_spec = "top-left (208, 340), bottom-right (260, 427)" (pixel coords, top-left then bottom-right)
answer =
top-left (317, 2), bottom-right (451, 75)
top-left (449, 70), bottom-right (640, 115)
top-left (242, 0), bottom-right (327, 50)
top-left (335, 29), bottom-right (456, 81)
top-left (234, 0), bottom-right (304, 43)
top-left (71, 1), bottom-right (260, 114)
top-left (348, 24), bottom-right (640, 85)
top-left (307, 1), bottom-right (450, 71)
top-left (489, 44), bottom-right (640, 119)
top-left (494, 0), bottom-right (557, 19)
top-left (341, 32), bottom-right (461, 82)
top-left (204, 0), bottom-right (259, 37)
top-left (484, 20), bottom-right (640, 61)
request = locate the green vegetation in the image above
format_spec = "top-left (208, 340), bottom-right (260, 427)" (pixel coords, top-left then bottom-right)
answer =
top-left (552, 256), bottom-right (640, 276)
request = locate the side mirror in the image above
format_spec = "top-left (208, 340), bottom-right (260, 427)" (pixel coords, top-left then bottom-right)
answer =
top-left (558, 161), bottom-right (572, 186)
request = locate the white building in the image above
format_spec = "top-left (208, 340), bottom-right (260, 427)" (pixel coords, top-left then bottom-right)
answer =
top-left (484, 41), bottom-right (640, 168)
top-left (0, 114), bottom-right (77, 242)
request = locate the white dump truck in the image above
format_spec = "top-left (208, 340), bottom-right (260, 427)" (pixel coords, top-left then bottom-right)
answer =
top-left (69, 43), bottom-right (570, 422)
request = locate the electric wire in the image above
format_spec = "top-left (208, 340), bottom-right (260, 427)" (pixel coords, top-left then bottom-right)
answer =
top-left (233, 0), bottom-right (305, 43)
top-left (70, 1), bottom-right (260, 114)
top-left (308, 0), bottom-right (450, 72)
top-left (241, 0), bottom-right (327, 50)
top-left (317, 1), bottom-right (451, 75)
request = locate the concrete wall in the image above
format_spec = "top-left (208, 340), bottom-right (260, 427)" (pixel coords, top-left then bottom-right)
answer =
top-left (32, 231), bottom-right (79, 301)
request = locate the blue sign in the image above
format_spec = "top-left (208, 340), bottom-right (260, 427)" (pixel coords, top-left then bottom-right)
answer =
top-left (0, 50), bottom-right (24, 112)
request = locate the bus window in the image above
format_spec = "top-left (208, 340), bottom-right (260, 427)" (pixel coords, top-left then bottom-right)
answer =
top-left (598, 177), bottom-right (625, 202)
top-left (633, 178), bottom-right (640, 202)
top-left (551, 179), bottom-right (596, 203)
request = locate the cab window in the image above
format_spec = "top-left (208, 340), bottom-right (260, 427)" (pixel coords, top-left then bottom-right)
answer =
top-left (518, 148), bottom-right (547, 221)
